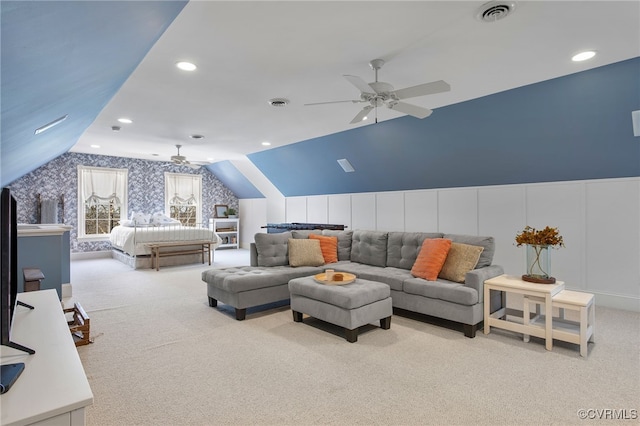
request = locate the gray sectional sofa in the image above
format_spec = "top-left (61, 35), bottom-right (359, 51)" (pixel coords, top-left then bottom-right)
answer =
top-left (202, 229), bottom-right (504, 337)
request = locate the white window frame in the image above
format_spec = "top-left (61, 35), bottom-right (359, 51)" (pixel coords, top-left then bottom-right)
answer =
top-left (77, 166), bottom-right (128, 241)
top-left (164, 172), bottom-right (202, 226)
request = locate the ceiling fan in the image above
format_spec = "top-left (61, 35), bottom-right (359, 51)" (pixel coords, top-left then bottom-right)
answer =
top-left (170, 144), bottom-right (209, 169)
top-left (305, 59), bottom-right (450, 124)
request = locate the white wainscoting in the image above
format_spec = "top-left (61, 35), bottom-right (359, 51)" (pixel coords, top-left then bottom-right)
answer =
top-left (247, 177), bottom-right (639, 311)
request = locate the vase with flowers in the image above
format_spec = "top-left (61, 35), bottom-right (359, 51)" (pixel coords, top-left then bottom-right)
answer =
top-left (515, 226), bottom-right (564, 284)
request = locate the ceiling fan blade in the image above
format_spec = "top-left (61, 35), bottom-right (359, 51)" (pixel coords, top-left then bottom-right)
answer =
top-left (349, 106), bottom-right (375, 124)
top-left (343, 75), bottom-right (375, 95)
top-left (393, 80), bottom-right (450, 100)
top-left (304, 99), bottom-right (363, 106)
top-left (387, 102), bottom-right (433, 119)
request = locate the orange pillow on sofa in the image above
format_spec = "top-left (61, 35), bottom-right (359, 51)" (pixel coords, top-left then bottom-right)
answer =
top-left (309, 234), bottom-right (338, 264)
top-left (411, 238), bottom-right (452, 281)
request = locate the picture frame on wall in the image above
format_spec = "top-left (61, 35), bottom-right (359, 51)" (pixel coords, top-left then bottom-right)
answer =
top-left (214, 204), bottom-right (228, 218)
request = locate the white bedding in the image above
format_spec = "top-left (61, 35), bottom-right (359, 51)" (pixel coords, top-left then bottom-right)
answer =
top-left (110, 225), bottom-right (221, 256)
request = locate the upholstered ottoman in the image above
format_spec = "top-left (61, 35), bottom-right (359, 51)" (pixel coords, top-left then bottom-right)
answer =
top-left (288, 276), bottom-right (392, 342)
top-left (202, 265), bottom-right (324, 320)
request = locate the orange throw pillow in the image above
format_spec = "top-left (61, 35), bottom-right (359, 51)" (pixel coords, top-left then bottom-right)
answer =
top-left (411, 238), bottom-right (452, 281)
top-left (309, 234), bottom-right (338, 264)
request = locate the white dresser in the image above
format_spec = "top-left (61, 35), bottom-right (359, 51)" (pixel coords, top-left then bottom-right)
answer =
top-left (1, 290), bottom-right (93, 425)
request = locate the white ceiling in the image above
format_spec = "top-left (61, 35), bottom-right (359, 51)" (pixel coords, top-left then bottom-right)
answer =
top-left (71, 1), bottom-right (640, 166)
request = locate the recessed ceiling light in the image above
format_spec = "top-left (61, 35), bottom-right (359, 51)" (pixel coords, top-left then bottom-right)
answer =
top-left (261, 141), bottom-right (271, 146)
top-left (572, 51), bottom-right (596, 62)
top-left (117, 118), bottom-right (132, 124)
top-left (90, 144), bottom-right (100, 148)
top-left (176, 61), bottom-right (197, 71)
top-left (190, 134), bottom-right (204, 139)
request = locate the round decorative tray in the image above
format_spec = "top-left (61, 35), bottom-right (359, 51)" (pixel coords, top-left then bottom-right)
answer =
top-left (314, 272), bottom-right (356, 285)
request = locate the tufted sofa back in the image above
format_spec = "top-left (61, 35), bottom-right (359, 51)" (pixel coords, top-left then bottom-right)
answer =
top-left (386, 232), bottom-right (444, 270)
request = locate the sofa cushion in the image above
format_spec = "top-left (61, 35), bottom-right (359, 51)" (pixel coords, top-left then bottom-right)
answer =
top-left (411, 238), bottom-right (452, 281)
top-left (203, 265), bottom-right (323, 293)
top-left (386, 232), bottom-right (444, 270)
top-left (288, 238), bottom-right (325, 267)
top-left (309, 234), bottom-right (339, 264)
top-left (443, 234), bottom-right (495, 268)
top-left (291, 230), bottom-right (321, 239)
top-left (403, 278), bottom-right (479, 306)
top-left (322, 230), bottom-right (353, 261)
top-left (439, 242), bottom-right (484, 283)
top-left (350, 230), bottom-right (388, 267)
top-left (254, 232), bottom-right (292, 267)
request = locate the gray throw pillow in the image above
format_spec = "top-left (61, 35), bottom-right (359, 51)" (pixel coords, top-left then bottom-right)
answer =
top-left (254, 232), bottom-right (292, 267)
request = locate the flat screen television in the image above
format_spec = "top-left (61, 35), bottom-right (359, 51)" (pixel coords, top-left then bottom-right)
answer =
top-left (1, 187), bottom-right (34, 354)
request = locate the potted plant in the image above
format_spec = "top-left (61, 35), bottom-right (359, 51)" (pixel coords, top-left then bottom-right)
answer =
top-left (515, 226), bottom-right (564, 284)
top-left (226, 208), bottom-right (237, 218)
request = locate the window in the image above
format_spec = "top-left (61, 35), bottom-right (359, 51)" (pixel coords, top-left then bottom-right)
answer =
top-left (165, 173), bottom-right (202, 226)
top-left (78, 166), bottom-right (128, 240)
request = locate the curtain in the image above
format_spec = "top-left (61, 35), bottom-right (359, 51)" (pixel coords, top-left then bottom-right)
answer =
top-left (80, 166), bottom-right (126, 206)
top-left (165, 173), bottom-right (201, 205)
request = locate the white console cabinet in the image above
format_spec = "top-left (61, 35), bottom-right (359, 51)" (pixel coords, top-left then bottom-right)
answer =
top-left (210, 218), bottom-right (239, 249)
top-left (1, 290), bottom-right (93, 425)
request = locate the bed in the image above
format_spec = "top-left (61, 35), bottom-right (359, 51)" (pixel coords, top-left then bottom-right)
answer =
top-left (110, 223), bottom-right (221, 269)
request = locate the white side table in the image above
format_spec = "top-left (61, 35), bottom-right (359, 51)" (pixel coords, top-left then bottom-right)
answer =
top-left (484, 274), bottom-right (565, 351)
top-left (524, 290), bottom-right (595, 356)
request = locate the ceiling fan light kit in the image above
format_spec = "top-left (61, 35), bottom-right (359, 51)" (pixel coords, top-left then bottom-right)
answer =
top-left (306, 58), bottom-right (450, 124)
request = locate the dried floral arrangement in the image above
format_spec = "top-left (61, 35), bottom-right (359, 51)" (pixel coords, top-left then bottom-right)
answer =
top-left (515, 226), bottom-right (564, 248)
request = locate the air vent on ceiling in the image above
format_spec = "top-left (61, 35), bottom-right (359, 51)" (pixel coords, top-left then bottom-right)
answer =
top-left (477, 1), bottom-right (516, 22)
top-left (268, 98), bottom-right (290, 107)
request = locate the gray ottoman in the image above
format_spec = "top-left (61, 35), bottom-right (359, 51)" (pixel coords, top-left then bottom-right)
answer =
top-left (288, 276), bottom-right (392, 342)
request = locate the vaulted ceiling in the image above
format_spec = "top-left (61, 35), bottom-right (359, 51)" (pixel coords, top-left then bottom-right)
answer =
top-left (2, 1), bottom-right (639, 189)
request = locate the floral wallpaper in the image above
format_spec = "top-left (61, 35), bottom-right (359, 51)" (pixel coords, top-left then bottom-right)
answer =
top-left (7, 152), bottom-right (238, 253)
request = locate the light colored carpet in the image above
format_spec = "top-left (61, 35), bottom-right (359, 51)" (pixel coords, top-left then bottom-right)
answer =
top-left (70, 250), bottom-right (640, 425)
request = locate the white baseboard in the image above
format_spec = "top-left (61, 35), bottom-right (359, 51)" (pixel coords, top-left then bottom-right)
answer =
top-left (71, 250), bottom-right (112, 261)
top-left (508, 287), bottom-right (639, 313)
top-left (586, 291), bottom-right (640, 312)
top-left (61, 283), bottom-right (72, 299)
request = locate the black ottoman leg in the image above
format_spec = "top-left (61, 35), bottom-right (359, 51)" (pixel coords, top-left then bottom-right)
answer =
top-left (208, 297), bottom-right (217, 307)
top-left (235, 308), bottom-right (246, 321)
top-left (345, 328), bottom-right (358, 343)
top-left (380, 316), bottom-right (391, 330)
top-left (292, 310), bottom-right (303, 322)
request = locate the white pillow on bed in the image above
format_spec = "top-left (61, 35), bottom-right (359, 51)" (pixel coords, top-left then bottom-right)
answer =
top-left (151, 212), bottom-right (180, 226)
top-left (120, 219), bottom-right (134, 227)
top-left (130, 211), bottom-right (151, 225)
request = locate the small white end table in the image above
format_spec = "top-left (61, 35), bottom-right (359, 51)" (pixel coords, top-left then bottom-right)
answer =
top-left (484, 274), bottom-right (565, 351)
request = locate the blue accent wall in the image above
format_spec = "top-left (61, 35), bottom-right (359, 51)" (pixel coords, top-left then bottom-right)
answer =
top-left (0, 1), bottom-right (188, 187)
top-left (207, 161), bottom-right (265, 199)
top-left (248, 58), bottom-right (640, 197)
